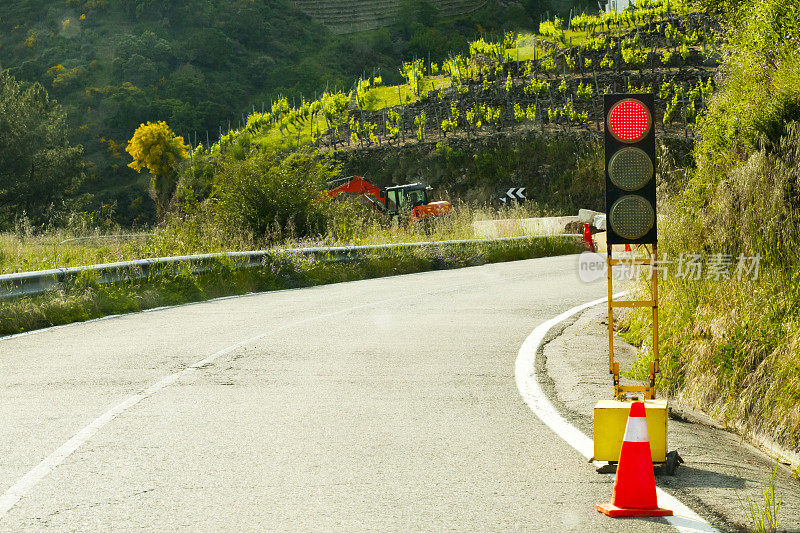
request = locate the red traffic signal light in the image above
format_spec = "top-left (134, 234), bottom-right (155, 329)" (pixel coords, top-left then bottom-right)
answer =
top-left (607, 99), bottom-right (652, 143)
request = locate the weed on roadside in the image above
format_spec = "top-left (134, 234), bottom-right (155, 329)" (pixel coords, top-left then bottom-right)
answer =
top-left (737, 461), bottom-right (783, 533)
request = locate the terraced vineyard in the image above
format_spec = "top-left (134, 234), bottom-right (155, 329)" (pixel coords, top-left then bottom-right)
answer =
top-left (203, 3), bottom-right (720, 169)
top-left (291, 0), bottom-right (487, 34)
top-left (308, 10), bottom-right (719, 151)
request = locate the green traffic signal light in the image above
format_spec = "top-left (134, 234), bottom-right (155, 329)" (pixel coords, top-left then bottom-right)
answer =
top-left (608, 147), bottom-right (654, 191)
top-left (609, 195), bottom-right (655, 240)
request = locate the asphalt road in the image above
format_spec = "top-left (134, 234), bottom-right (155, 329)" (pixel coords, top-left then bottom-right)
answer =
top-left (0, 255), bottom-right (686, 531)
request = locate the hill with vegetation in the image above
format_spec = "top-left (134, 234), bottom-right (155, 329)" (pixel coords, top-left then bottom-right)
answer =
top-left (0, 0), bottom-right (539, 226)
top-left (170, 0), bottom-right (716, 221)
top-left (292, 0), bottom-right (488, 34)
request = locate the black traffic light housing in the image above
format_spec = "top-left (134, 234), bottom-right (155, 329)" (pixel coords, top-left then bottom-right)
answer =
top-left (604, 93), bottom-right (657, 245)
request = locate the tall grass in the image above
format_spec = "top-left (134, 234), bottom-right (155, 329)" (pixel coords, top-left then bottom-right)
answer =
top-left (622, 126), bottom-right (800, 452)
top-left (0, 235), bottom-right (582, 336)
top-left (738, 461), bottom-right (783, 533)
top-left (0, 201), bottom-right (562, 274)
top-left (0, 198), bottom-right (584, 335)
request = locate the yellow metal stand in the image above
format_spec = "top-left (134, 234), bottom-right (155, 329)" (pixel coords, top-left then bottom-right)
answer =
top-left (594, 243), bottom-right (668, 463)
top-left (606, 243), bottom-right (660, 400)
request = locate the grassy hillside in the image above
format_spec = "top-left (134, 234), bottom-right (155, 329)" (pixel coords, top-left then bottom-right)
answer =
top-left (165, 0), bottom-right (709, 246)
top-left (0, 0), bottom-right (537, 226)
top-left (184, 1), bottom-right (716, 191)
top-left (621, 0), bottom-right (800, 456)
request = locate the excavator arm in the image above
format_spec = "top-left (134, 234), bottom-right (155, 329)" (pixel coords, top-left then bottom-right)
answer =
top-left (327, 176), bottom-right (452, 224)
top-left (326, 176), bottom-right (387, 213)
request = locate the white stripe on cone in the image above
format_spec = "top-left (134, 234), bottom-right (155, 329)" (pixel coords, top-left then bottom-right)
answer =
top-left (623, 414), bottom-right (649, 443)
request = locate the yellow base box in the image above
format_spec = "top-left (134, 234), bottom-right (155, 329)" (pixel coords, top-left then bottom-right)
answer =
top-left (593, 399), bottom-right (668, 462)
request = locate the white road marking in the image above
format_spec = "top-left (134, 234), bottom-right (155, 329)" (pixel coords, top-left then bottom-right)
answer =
top-left (0, 296), bottom-right (405, 519)
top-left (514, 295), bottom-right (720, 533)
top-left (0, 260), bottom-right (551, 521)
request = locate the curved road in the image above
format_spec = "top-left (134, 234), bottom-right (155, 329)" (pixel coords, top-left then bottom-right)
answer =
top-left (0, 255), bottom-right (682, 531)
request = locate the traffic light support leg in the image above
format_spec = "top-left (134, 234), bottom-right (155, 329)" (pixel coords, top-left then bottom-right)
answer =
top-left (651, 242), bottom-right (660, 390)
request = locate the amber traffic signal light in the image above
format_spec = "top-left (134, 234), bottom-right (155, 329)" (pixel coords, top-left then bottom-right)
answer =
top-left (604, 94), bottom-right (657, 244)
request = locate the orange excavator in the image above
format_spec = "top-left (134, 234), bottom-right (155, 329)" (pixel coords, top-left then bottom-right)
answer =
top-left (327, 175), bottom-right (451, 224)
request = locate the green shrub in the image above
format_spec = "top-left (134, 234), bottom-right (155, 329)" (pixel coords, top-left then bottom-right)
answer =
top-left (212, 147), bottom-right (338, 241)
top-left (691, 0), bottom-right (800, 201)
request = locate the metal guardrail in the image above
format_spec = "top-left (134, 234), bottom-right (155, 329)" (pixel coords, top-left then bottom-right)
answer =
top-left (58, 233), bottom-right (155, 245)
top-left (0, 235), bottom-right (581, 300)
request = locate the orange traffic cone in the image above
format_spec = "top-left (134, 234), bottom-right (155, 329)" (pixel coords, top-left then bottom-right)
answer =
top-left (583, 223), bottom-right (595, 252)
top-left (596, 402), bottom-right (673, 517)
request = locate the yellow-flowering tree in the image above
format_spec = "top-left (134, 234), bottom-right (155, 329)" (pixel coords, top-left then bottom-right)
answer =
top-left (126, 121), bottom-right (189, 220)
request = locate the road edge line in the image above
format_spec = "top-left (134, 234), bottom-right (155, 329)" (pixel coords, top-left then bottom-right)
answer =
top-left (514, 295), bottom-right (720, 533)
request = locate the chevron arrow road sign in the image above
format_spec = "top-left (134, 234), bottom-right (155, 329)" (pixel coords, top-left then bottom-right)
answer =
top-left (500, 188), bottom-right (526, 202)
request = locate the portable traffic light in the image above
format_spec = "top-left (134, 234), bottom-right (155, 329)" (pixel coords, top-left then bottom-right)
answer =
top-left (604, 94), bottom-right (657, 244)
top-left (596, 94), bottom-right (668, 466)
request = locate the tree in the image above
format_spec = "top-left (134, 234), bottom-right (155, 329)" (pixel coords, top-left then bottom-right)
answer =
top-left (0, 71), bottom-right (84, 229)
top-left (103, 82), bottom-right (150, 131)
top-left (126, 121), bottom-right (189, 221)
